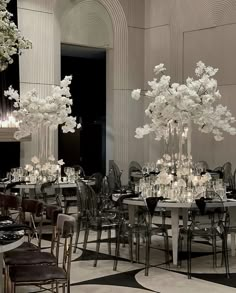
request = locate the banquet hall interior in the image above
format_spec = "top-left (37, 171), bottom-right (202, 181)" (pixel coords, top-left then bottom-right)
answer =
top-left (1, 0), bottom-right (236, 292)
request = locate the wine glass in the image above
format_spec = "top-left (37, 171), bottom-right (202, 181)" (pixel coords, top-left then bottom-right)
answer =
top-left (69, 167), bottom-right (75, 183)
top-left (17, 167), bottom-right (24, 181)
top-left (64, 167), bottom-right (70, 179)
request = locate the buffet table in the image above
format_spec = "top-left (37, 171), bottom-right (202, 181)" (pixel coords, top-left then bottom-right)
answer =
top-left (123, 198), bottom-right (236, 265)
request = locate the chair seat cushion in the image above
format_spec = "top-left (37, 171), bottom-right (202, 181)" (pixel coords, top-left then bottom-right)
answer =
top-left (9, 265), bottom-right (67, 283)
top-left (5, 251), bottom-right (56, 266)
top-left (4, 242), bottom-right (39, 258)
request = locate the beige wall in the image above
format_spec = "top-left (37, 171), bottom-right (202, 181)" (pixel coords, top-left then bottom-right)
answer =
top-left (17, 0), bottom-right (58, 166)
top-left (17, 0), bottom-right (236, 175)
top-left (17, 0), bottom-right (146, 183)
top-left (144, 0), bottom-right (236, 169)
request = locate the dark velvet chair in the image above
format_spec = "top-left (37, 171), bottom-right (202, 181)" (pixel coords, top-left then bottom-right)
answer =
top-left (9, 214), bottom-right (75, 293)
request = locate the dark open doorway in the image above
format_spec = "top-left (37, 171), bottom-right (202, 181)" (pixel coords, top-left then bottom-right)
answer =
top-left (59, 44), bottom-right (106, 176)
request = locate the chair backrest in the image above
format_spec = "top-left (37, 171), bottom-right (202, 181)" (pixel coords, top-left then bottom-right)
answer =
top-left (233, 168), bottom-right (236, 190)
top-left (101, 176), bottom-right (110, 195)
top-left (109, 161), bottom-right (122, 190)
top-left (77, 180), bottom-right (98, 218)
top-left (3, 193), bottom-right (21, 218)
top-left (222, 162), bottom-right (234, 188)
top-left (128, 161), bottom-right (142, 177)
top-left (140, 196), bottom-right (166, 227)
top-left (39, 181), bottom-right (61, 205)
top-left (189, 193), bottom-right (225, 231)
top-left (20, 198), bottom-right (44, 247)
top-left (90, 172), bottom-right (103, 194)
top-left (52, 214), bottom-right (74, 279)
top-left (76, 179), bottom-right (89, 215)
top-left (73, 165), bottom-right (85, 177)
top-left (85, 183), bottom-right (98, 218)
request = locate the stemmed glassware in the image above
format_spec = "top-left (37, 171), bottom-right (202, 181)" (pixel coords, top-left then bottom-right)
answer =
top-left (64, 167), bottom-right (75, 183)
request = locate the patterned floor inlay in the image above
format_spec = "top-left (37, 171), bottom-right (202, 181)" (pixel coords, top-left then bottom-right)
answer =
top-left (9, 229), bottom-right (236, 292)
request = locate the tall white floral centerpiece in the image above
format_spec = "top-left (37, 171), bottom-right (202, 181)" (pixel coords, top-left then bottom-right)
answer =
top-left (4, 75), bottom-right (81, 163)
top-left (132, 62), bottom-right (236, 166)
top-left (0, 0), bottom-right (32, 71)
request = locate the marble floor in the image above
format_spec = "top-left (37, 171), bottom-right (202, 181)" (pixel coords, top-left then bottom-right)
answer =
top-left (15, 227), bottom-right (236, 293)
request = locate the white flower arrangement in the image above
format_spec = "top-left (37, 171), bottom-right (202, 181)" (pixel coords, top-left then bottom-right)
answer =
top-left (155, 170), bottom-right (173, 186)
top-left (4, 75), bottom-right (81, 140)
top-left (132, 61), bottom-right (236, 142)
top-left (0, 0), bottom-right (32, 71)
top-left (25, 155), bottom-right (65, 179)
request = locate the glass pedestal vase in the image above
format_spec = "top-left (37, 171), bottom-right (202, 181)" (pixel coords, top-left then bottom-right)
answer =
top-left (37, 125), bottom-right (56, 163)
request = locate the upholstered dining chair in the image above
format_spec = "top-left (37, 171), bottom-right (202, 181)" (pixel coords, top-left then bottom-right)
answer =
top-left (8, 213), bottom-right (75, 293)
top-left (7, 198), bottom-right (44, 253)
top-left (4, 205), bottom-right (62, 292)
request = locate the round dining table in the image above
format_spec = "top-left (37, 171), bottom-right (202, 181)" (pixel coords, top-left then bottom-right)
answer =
top-left (123, 198), bottom-right (236, 266)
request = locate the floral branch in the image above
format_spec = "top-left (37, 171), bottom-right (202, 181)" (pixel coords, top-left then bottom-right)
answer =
top-left (0, 0), bottom-right (32, 71)
top-left (131, 61), bottom-right (236, 141)
top-left (4, 75), bottom-right (81, 140)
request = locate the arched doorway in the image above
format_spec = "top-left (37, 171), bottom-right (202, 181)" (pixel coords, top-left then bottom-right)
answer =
top-left (54, 0), bottom-right (129, 176)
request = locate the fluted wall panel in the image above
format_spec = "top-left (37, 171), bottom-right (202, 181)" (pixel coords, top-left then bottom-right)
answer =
top-left (18, 2), bottom-right (56, 165)
top-left (18, 8), bottom-right (54, 85)
top-left (18, 0), bottom-right (55, 13)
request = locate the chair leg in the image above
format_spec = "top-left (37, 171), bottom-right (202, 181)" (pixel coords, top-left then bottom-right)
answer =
top-left (113, 225), bottom-right (121, 271)
top-left (56, 282), bottom-right (59, 293)
top-left (74, 219), bottom-right (81, 253)
top-left (122, 231), bottom-right (126, 247)
top-left (178, 234), bottom-right (182, 268)
top-left (83, 225), bottom-right (89, 250)
top-left (128, 229), bottom-right (133, 263)
top-left (94, 229), bottom-right (102, 267)
top-left (11, 282), bottom-right (15, 293)
top-left (135, 232), bottom-right (140, 262)
top-left (164, 232), bottom-right (170, 267)
top-left (187, 232), bottom-right (192, 279)
top-left (145, 232), bottom-right (151, 276)
top-left (67, 280), bottom-right (70, 293)
top-left (108, 228), bottom-right (112, 255)
top-left (62, 283), bottom-right (65, 293)
top-left (212, 234), bottom-right (217, 268)
top-left (222, 232), bottom-right (230, 278)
